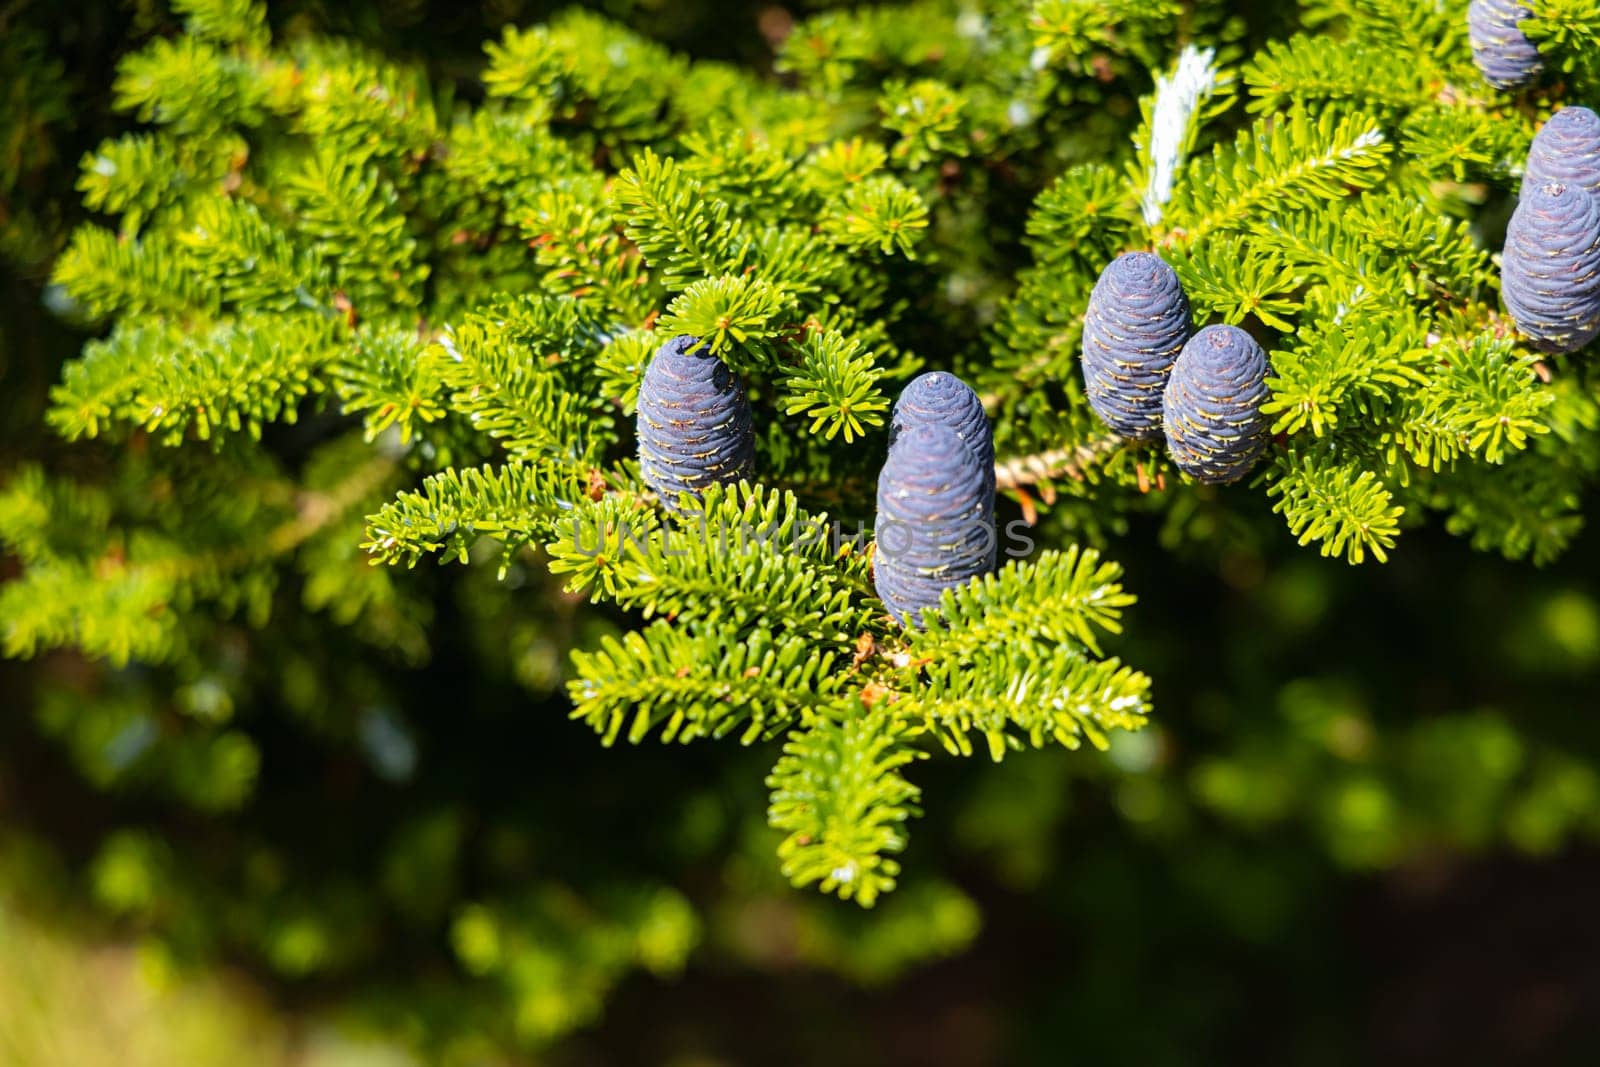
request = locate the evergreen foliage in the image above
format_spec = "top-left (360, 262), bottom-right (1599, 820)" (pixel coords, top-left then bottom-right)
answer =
top-left (6, 0), bottom-right (1600, 1059)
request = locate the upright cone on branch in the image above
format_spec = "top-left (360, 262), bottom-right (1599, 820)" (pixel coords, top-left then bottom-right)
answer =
top-left (1467, 0), bottom-right (1544, 91)
top-left (1162, 324), bottom-right (1271, 485)
top-left (1081, 251), bottom-right (1192, 440)
top-left (1524, 107), bottom-right (1600, 201)
top-left (889, 371), bottom-right (994, 492)
top-left (874, 423), bottom-right (996, 626)
top-left (636, 334), bottom-right (756, 506)
top-left (1500, 182), bottom-right (1600, 354)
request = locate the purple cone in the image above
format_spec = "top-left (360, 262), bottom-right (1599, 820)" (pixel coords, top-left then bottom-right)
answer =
top-left (1081, 251), bottom-right (1192, 440)
top-left (1524, 107), bottom-right (1600, 201)
top-left (1468, 0), bottom-right (1544, 91)
top-left (1501, 181), bottom-right (1600, 354)
top-left (888, 371), bottom-right (994, 495)
top-left (1162, 324), bottom-right (1271, 485)
top-left (874, 423), bottom-right (996, 626)
top-left (636, 334), bottom-right (755, 505)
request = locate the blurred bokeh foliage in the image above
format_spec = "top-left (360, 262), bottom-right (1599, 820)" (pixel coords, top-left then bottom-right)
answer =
top-left (2, 1), bottom-right (1600, 1064)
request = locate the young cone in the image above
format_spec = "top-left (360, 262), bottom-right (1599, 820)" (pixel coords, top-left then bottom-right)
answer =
top-left (1467, 0), bottom-right (1544, 91)
top-left (1501, 182), bottom-right (1600, 354)
top-left (888, 371), bottom-right (994, 492)
top-left (1524, 107), bottom-right (1600, 201)
top-left (1081, 251), bottom-right (1192, 440)
top-left (874, 423), bottom-right (996, 626)
top-left (636, 334), bottom-right (756, 505)
top-left (1162, 324), bottom-right (1271, 485)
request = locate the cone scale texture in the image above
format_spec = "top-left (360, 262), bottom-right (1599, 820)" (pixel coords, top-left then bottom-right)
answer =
top-left (1524, 107), bottom-right (1600, 201)
top-left (1467, 0), bottom-right (1544, 91)
top-left (1162, 324), bottom-right (1271, 485)
top-left (636, 334), bottom-right (755, 504)
top-left (889, 371), bottom-right (995, 493)
top-left (874, 423), bottom-right (996, 626)
top-left (1081, 251), bottom-right (1192, 440)
top-left (1501, 182), bottom-right (1600, 354)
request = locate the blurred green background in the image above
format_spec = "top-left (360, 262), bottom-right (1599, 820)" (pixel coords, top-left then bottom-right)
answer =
top-left (4, 2), bottom-right (1600, 1064)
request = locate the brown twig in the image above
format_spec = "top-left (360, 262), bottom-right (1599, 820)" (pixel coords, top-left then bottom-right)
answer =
top-left (993, 433), bottom-right (1124, 492)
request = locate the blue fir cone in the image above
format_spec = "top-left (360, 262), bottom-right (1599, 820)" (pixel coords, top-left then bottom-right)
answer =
top-left (1162, 324), bottom-right (1271, 485)
top-left (1501, 181), bottom-right (1600, 354)
top-left (636, 334), bottom-right (755, 505)
top-left (888, 371), bottom-right (995, 492)
top-left (1467, 0), bottom-right (1544, 91)
top-left (1524, 107), bottom-right (1600, 201)
top-left (874, 423), bottom-right (996, 626)
top-left (1081, 251), bottom-right (1192, 440)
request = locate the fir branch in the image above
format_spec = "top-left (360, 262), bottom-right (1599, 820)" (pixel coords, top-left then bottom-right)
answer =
top-left (1025, 163), bottom-right (1139, 271)
top-left (610, 149), bottom-right (754, 288)
top-left (48, 313), bottom-right (343, 443)
top-left (1169, 237), bottom-right (1303, 331)
top-left (114, 34), bottom-right (268, 136)
top-left (281, 147), bottom-right (428, 311)
top-left (1418, 337), bottom-right (1553, 464)
top-left (52, 226), bottom-right (214, 319)
top-left (1029, 0), bottom-right (1182, 70)
top-left (1303, 0), bottom-right (1462, 79)
top-left (568, 620), bottom-right (843, 745)
top-left (801, 138), bottom-right (889, 195)
top-left (820, 176), bottom-right (929, 257)
top-left (331, 326), bottom-right (449, 443)
top-left (1434, 446), bottom-right (1588, 565)
top-left (1401, 104), bottom-right (1533, 183)
top-left (903, 645), bottom-right (1150, 760)
top-left (655, 274), bottom-right (797, 360)
top-left (363, 461), bottom-right (587, 573)
top-left (2, 451), bottom-right (395, 665)
top-left (1525, 0), bottom-right (1600, 75)
top-left (174, 0), bottom-right (270, 47)
top-left (433, 295), bottom-right (615, 465)
top-left (0, 466), bottom-right (114, 568)
top-left (1267, 450), bottom-right (1404, 564)
top-left (1242, 35), bottom-right (1427, 117)
top-left (177, 198), bottom-right (332, 312)
top-left (908, 547), bottom-right (1136, 660)
top-left (781, 329), bottom-right (890, 442)
top-left (285, 41), bottom-right (439, 160)
top-left (1261, 311), bottom-right (1430, 438)
top-left (76, 133), bottom-right (192, 233)
top-left (679, 125), bottom-right (814, 215)
top-left (879, 79), bottom-right (968, 169)
top-left (516, 184), bottom-right (659, 322)
top-left (767, 707), bottom-right (924, 907)
top-left (443, 106), bottom-right (592, 210)
top-left (552, 484), bottom-right (876, 645)
top-left (483, 12), bottom-right (685, 149)
top-left (1169, 106), bottom-right (1392, 244)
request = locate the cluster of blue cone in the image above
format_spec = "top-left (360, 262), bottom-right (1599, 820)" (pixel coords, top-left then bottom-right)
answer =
top-left (634, 12), bottom-right (1589, 626)
top-left (635, 338), bottom-right (997, 628)
top-left (1080, 252), bottom-right (1191, 441)
top-left (1503, 107), bottom-right (1600, 355)
top-left (1458, 0), bottom-right (1600, 355)
top-left (1081, 252), bottom-right (1271, 485)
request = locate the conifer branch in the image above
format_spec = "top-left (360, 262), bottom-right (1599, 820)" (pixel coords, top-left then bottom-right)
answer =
top-left (766, 706), bottom-right (924, 907)
top-left (1, 451), bottom-right (396, 665)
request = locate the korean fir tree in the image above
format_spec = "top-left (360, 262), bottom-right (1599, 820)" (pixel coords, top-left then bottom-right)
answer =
top-left (6, 0), bottom-right (1600, 1060)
